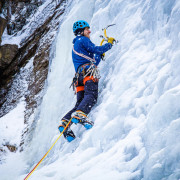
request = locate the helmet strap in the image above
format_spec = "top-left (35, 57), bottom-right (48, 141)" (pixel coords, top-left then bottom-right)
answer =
top-left (74, 28), bottom-right (85, 36)
top-left (81, 31), bottom-right (84, 36)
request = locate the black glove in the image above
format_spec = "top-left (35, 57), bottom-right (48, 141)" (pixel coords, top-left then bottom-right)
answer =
top-left (101, 53), bottom-right (105, 60)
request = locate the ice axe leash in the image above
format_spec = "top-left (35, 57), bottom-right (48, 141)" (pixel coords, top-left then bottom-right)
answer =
top-left (100, 24), bottom-right (118, 60)
top-left (24, 118), bottom-right (72, 180)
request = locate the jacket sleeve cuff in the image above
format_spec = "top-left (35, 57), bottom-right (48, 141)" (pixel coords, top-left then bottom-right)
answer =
top-left (108, 43), bottom-right (113, 49)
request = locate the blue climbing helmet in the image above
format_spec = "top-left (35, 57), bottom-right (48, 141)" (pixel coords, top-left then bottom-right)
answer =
top-left (73, 20), bottom-right (90, 35)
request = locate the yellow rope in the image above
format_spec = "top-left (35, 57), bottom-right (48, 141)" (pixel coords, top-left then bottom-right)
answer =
top-left (24, 119), bottom-right (72, 180)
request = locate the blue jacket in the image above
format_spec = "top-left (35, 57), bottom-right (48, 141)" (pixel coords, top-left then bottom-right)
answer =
top-left (72, 35), bottom-right (112, 72)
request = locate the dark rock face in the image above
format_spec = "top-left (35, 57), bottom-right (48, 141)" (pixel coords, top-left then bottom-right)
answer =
top-left (0, 0), bottom-right (67, 151)
top-left (0, 0), bottom-right (66, 117)
top-left (5, 144), bottom-right (17, 152)
top-left (0, 44), bottom-right (18, 70)
top-left (0, 0), bottom-right (5, 13)
top-left (0, 2), bottom-right (2, 13)
top-left (0, 17), bottom-right (7, 44)
top-left (1, 0), bottom-right (42, 35)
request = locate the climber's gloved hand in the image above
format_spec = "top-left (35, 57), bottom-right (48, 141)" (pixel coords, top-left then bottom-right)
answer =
top-left (107, 37), bottom-right (116, 45)
top-left (101, 53), bottom-right (105, 60)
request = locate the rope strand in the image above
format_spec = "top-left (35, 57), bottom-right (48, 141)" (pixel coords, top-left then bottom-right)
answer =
top-left (24, 118), bottom-right (72, 180)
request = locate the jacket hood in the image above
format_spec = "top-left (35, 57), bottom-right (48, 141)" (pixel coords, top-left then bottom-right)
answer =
top-left (72, 35), bottom-right (84, 44)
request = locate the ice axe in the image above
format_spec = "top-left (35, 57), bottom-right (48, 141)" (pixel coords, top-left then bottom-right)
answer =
top-left (100, 24), bottom-right (118, 60)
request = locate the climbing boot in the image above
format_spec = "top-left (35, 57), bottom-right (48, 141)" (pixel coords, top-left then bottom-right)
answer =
top-left (71, 110), bottom-right (94, 129)
top-left (58, 119), bottom-right (75, 142)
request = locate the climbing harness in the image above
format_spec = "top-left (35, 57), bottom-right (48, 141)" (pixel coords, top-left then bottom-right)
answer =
top-left (70, 63), bottom-right (100, 94)
top-left (69, 63), bottom-right (90, 92)
top-left (70, 47), bottom-right (100, 93)
top-left (24, 118), bottom-right (72, 180)
top-left (100, 24), bottom-right (118, 60)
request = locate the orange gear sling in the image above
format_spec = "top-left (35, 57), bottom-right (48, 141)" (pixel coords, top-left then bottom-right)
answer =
top-left (76, 76), bottom-right (98, 93)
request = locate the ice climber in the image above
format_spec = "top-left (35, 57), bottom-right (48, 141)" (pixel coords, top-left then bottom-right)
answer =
top-left (58, 20), bottom-right (115, 142)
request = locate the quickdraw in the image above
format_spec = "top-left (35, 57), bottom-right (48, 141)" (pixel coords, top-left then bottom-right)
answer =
top-left (83, 63), bottom-right (100, 79)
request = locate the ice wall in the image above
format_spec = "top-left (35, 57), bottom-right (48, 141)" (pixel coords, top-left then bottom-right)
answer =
top-left (17, 0), bottom-right (180, 179)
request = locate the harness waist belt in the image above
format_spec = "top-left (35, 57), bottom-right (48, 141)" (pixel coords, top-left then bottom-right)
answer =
top-left (77, 63), bottom-right (90, 74)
